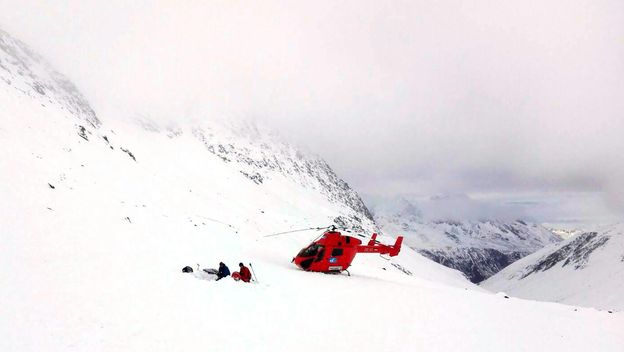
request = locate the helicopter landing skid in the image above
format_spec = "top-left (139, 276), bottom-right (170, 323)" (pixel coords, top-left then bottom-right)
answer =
top-left (323, 269), bottom-right (350, 277)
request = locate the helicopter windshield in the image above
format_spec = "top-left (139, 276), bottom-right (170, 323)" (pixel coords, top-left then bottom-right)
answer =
top-left (298, 244), bottom-right (321, 257)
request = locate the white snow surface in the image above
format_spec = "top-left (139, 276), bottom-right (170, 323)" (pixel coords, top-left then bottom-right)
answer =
top-left (2, 30), bottom-right (623, 352)
top-left (482, 224), bottom-right (624, 311)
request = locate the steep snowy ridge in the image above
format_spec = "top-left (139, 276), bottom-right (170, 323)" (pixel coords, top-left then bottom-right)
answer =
top-left (189, 120), bottom-right (375, 231)
top-left (2, 29), bottom-right (623, 352)
top-left (482, 224), bottom-right (624, 310)
top-left (371, 197), bottom-right (562, 282)
top-left (0, 29), bottom-right (99, 128)
top-left (112, 115), bottom-right (377, 232)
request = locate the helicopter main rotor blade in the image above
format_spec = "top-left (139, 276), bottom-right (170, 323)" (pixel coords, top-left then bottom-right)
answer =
top-left (263, 226), bottom-right (329, 238)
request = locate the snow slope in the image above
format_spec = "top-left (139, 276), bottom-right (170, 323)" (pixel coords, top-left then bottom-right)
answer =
top-left (482, 224), bottom-right (624, 311)
top-left (1, 29), bottom-right (623, 352)
top-left (370, 196), bottom-right (562, 282)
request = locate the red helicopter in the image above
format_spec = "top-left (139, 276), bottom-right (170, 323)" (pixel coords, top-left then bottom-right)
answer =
top-left (291, 226), bottom-right (403, 274)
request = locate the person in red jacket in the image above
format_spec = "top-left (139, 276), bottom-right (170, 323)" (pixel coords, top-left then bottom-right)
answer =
top-left (238, 263), bottom-right (252, 283)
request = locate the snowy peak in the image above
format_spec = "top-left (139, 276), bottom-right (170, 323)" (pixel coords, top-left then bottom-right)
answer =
top-left (0, 29), bottom-right (99, 127)
top-left (372, 195), bottom-right (424, 223)
top-left (547, 227), bottom-right (586, 240)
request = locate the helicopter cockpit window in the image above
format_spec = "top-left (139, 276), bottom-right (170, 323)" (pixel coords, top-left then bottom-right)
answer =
top-left (298, 244), bottom-right (320, 257)
top-left (315, 247), bottom-right (326, 262)
top-left (331, 248), bottom-right (344, 256)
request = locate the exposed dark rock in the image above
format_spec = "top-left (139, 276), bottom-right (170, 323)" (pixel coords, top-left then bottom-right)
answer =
top-left (77, 125), bottom-right (89, 141)
top-left (334, 215), bottom-right (366, 233)
top-left (418, 247), bottom-right (527, 283)
top-left (120, 147), bottom-right (136, 162)
top-left (391, 263), bottom-right (413, 276)
top-left (240, 171), bottom-right (263, 184)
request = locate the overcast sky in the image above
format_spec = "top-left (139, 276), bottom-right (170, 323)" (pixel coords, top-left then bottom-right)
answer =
top-left (1, 1), bottom-right (623, 222)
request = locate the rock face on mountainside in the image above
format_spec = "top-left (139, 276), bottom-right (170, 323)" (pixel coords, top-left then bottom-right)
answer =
top-left (518, 232), bottom-right (608, 276)
top-left (482, 224), bottom-right (624, 310)
top-left (0, 27), bottom-right (374, 233)
top-left (370, 197), bottom-right (562, 282)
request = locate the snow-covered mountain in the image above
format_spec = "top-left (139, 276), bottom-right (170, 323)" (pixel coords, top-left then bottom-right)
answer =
top-left (482, 224), bottom-right (624, 310)
top-left (0, 25), bottom-right (374, 234)
top-left (370, 196), bottom-right (562, 282)
top-left (2, 29), bottom-right (623, 351)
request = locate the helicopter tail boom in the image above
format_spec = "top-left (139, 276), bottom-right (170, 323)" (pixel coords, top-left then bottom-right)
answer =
top-left (357, 234), bottom-right (403, 257)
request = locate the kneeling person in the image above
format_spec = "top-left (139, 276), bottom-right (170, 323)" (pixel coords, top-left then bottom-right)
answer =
top-left (238, 263), bottom-right (252, 283)
top-left (216, 262), bottom-right (230, 281)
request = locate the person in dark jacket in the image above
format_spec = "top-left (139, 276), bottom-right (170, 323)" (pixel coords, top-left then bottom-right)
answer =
top-left (216, 262), bottom-right (230, 281)
top-left (238, 263), bottom-right (252, 283)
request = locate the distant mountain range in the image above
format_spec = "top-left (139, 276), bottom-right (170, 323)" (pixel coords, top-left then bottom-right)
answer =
top-left (369, 196), bottom-right (562, 282)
